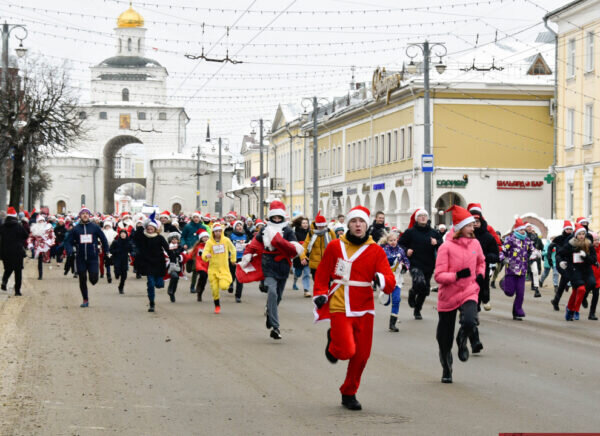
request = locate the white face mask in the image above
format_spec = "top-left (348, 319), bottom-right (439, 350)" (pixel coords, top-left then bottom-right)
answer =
top-left (169, 243), bottom-right (178, 250)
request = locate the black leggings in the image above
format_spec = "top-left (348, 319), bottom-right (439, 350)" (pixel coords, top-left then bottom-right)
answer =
top-left (78, 270), bottom-right (99, 301)
top-left (115, 270), bottom-right (127, 290)
top-left (38, 256), bottom-right (43, 279)
top-left (2, 265), bottom-right (22, 293)
top-left (585, 288), bottom-right (599, 315)
top-left (436, 300), bottom-right (478, 356)
top-left (196, 271), bottom-right (208, 297)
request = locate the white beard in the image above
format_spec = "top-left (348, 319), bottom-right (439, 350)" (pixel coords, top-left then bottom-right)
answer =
top-left (263, 221), bottom-right (288, 250)
top-left (31, 222), bottom-right (50, 238)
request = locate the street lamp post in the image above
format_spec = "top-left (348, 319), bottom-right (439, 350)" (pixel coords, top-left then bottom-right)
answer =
top-left (1, 22), bottom-right (27, 212)
top-left (250, 119), bottom-right (271, 220)
top-left (205, 123), bottom-right (229, 218)
top-left (406, 41), bottom-right (446, 215)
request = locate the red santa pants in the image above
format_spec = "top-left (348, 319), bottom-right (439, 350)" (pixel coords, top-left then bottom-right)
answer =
top-left (329, 312), bottom-right (374, 396)
top-left (567, 285), bottom-right (587, 312)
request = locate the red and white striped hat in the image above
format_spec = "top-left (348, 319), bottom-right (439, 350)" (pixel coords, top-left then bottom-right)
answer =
top-left (346, 205), bottom-right (370, 224)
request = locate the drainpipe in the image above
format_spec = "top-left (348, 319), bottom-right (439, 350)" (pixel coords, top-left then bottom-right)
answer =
top-left (151, 160), bottom-right (156, 205)
top-left (93, 159), bottom-right (99, 212)
top-left (544, 16), bottom-right (558, 219)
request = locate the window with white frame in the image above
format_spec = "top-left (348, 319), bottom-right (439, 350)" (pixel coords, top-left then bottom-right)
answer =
top-left (568, 183), bottom-right (574, 218)
top-left (393, 130), bottom-right (398, 161)
top-left (347, 144), bottom-right (351, 171)
top-left (567, 38), bottom-right (576, 78)
top-left (585, 181), bottom-right (593, 217)
top-left (352, 142), bottom-right (357, 171)
top-left (566, 108), bottom-right (575, 148)
top-left (387, 132), bottom-right (392, 163)
top-left (407, 126), bottom-right (413, 158)
top-left (400, 128), bottom-right (405, 159)
top-left (586, 32), bottom-right (595, 73)
top-left (337, 146), bottom-right (342, 174)
top-left (585, 104), bottom-right (593, 145)
top-left (374, 136), bottom-right (378, 165)
top-left (379, 134), bottom-right (385, 164)
top-left (363, 139), bottom-right (367, 168)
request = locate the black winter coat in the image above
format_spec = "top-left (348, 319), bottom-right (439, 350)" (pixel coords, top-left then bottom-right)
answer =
top-left (293, 226), bottom-right (309, 269)
top-left (255, 225), bottom-right (298, 280)
top-left (557, 238), bottom-right (597, 289)
top-left (0, 217), bottom-right (29, 269)
top-left (547, 231), bottom-right (573, 269)
top-left (474, 219), bottom-right (500, 283)
top-left (133, 230), bottom-right (170, 277)
top-left (368, 222), bottom-right (387, 243)
top-left (398, 223), bottom-right (442, 274)
top-left (54, 224), bottom-right (67, 244)
top-left (109, 237), bottom-right (134, 275)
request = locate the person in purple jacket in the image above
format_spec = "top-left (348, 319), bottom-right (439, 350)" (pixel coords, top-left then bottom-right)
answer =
top-left (500, 217), bottom-right (534, 321)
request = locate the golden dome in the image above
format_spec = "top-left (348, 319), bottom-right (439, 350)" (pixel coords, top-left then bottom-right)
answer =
top-left (117, 4), bottom-right (144, 28)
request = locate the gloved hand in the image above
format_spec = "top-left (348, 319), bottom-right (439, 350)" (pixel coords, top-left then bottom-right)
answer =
top-left (476, 274), bottom-right (485, 288)
top-left (372, 274), bottom-right (381, 289)
top-left (559, 261), bottom-right (567, 270)
top-left (502, 258), bottom-right (509, 266)
top-left (456, 268), bottom-right (471, 279)
top-left (313, 295), bottom-right (327, 309)
top-left (579, 251), bottom-right (587, 258)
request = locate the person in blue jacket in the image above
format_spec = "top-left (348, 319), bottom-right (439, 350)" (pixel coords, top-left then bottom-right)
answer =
top-left (64, 207), bottom-right (109, 308)
top-left (181, 212), bottom-right (210, 293)
top-left (228, 220), bottom-right (250, 302)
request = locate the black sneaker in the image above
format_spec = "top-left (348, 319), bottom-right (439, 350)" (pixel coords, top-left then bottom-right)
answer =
top-left (414, 309), bottom-right (423, 320)
top-left (1, 282), bottom-right (6, 291)
top-left (190, 287), bottom-right (197, 294)
top-left (408, 289), bottom-right (416, 308)
top-left (534, 290), bottom-right (541, 298)
top-left (270, 328), bottom-right (282, 340)
top-left (235, 297), bottom-right (241, 303)
top-left (148, 303), bottom-right (155, 313)
top-left (341, 394), bottom-right (362, 411)
top-left (168, 290), bottom-right (176, 303)
top-left (325, 328), bottom-right (338, 364)
top-left (107, 277), bottom-right (112, 284)
top-left (118, 287), bottom-right (124, 294)
top-left (456, 329), bottom-right (469, 362)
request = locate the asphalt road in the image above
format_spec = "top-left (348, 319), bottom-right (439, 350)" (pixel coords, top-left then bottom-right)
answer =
top-left (0, 258), bottom-right (599, 436)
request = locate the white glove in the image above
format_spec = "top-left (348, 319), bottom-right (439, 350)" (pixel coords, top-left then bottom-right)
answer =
top-left (559, 261), bottom-right (567, 269)
top-left (579, 251), bottom-right (587, 258)
top-left (239, 253), bottom-right (253, 268)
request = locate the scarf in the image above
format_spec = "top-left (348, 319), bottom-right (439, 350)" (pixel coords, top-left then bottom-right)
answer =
top-left (345, 229), bottom-right (369, 246)
top-left (513, 231), bottom-right (527, 241)
top-left (144, 230), bottom-right (159, 238)
top-left (307, 227), bottom-right (331, 254)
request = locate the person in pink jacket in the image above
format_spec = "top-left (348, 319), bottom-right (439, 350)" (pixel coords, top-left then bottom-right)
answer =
top-left (434, 206), bottom-right (485, 384)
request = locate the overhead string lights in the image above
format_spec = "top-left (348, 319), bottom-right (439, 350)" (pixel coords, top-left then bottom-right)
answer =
top-left (184, 25), bottom-right (243, 63)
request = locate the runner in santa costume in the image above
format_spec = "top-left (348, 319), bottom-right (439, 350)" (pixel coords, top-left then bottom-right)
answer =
top-left (500, 217), bottom-right (534, 320)
top-left (313, 206), bottom-right (395, 411)
top-left (434, 206), bottom-right (485, 383)
top-left (27, 215), bottom-right (56, 280)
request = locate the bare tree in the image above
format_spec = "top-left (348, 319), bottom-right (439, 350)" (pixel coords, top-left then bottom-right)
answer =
top-left (0, 56), bottom-right (86, 209)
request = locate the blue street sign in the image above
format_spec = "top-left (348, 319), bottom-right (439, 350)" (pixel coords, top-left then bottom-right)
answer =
top-left (422, 154), bottom-right (434, 172)
top-left (202, 200), bottom-right (208, 207)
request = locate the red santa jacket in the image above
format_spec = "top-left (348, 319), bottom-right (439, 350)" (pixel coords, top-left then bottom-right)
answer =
top-left (313, 237), bottom-right (396, 322)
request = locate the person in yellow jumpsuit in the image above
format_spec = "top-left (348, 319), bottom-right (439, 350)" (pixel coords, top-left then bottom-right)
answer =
top-left (201, 223), bottom-right (236, 313)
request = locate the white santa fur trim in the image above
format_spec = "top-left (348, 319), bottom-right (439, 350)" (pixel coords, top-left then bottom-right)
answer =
top-left (346, 209), bottom-right (369, 224)
top-left (268, 208), bottom-right (286, 218)
top-left (516, 224), bottom-right (528, 231)
top-left (468, 206), bottom-right (482, 214)
top-left (291, 241), bottom-right (304, 256)
top-left (575, 227), bottom-right (587, 236)
top-left (454, 216), bottom-right (475, 232)
top-left (415, 208), bottom-right (429, 218)
top-left (375, 272), bottom-right (386, 291)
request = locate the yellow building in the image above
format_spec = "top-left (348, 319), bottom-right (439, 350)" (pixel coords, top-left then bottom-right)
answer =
top-left (547, 0), bottom-right (600, 224)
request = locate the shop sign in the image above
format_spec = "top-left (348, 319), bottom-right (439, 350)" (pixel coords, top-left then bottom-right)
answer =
top-left (373, 183), bottom-right (385, 191)
top-left (362, 184), bottom-right (371, 193)
top-left (404, 176), bottom-right (412, 186)
top-left (346, 187), bottom-right (357, 195)
top-left (437, 179), bottom-right (468, 188)
top-left (332, 190), bottom-right (343, 197)
top-left (319, 192), bottom-right (330, 197)
top-left (496, 180), bottom-right (544, 190)
top-left (395, 179), bottom-right (404, 187)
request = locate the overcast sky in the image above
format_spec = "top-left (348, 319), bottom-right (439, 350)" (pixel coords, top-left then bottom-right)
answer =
top-left (2, 0), bottom-right (567, 154)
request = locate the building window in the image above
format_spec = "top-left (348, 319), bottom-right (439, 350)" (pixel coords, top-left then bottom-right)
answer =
top-left (158, 112), bottom-right (167, 120)
top-left (585, 104), bottom-right (594, 145)
top-left (122, 88), bottom-right (129, 102)
top-left (78, 111), bottom-right (87, 120)
top-left (379, 134), bottom-right (385, 165)
top-left (127, 37), bottom-right (132, 52)
top-left (373, 136), bottom-right (378, 166)
top-left (586, 32), bottom-right (595, 73)
top-left (99, 111), bottom-right (107, 120)
top-left (337, 146), bottom-right (342, 174)
top-left (387, 132), bottom-right (392, 163)
top-left (568, 183), bottom-right (574, 218)
top-left (566, 108), bottom-right (575, 148)
top-left (118, 39), bottom-right (122, 53)
top-left (362, 139), bottom-right (367, 168)
top-left (567, 38), bottom-right (576, 78)
top-left (347, 143), bottom-right (351, 172)
top-left (393, 130), bottom-right (398, 161)
top-left (400, 128), bottom-right (405, 160)
top-left (138, 112), bottom-right (146, 120)
top-left (585, 181), bottom-right (593, 217)
top-left (138, 38), bottom-right (141, 52)
top-left (407, 126), bottom-right (413, 158)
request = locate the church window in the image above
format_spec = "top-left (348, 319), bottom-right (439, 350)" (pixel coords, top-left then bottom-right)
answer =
top-left (122, 88), bottom-right (129, 101)
top-left (158, 112), bottom-right (167, 120)
top-left (78, 111), bottom-right (87, 120)
top-left (127, 38), bottom-right (132, 52)
top-left (138, 112), bottom-right (146, 120)
top-left (118, 39), bottom-right (122, 53)
top-left (99, 112), bottom-right (107, 120)
top-left (138, 38), bottom-right (141, 52)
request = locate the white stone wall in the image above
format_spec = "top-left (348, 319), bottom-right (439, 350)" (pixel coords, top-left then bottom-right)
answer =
top-left (44, 157), bottom-right (99, 214)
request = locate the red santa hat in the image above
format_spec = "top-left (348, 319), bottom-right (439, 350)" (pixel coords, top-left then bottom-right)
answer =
top-left (212, 223), bottom-right (223, 232)
top-left (191, 211), bottom-right (202, 219)
top-left (408, 208), bottom-right (429, 229)
top-left (233, 220), bottom-right (243, 229)
top-left (24, 211), bottom-right (30, 219)
top-left (446, 205), bottom-right (475, 232)
top-left (6, 207), bottom-right (17, 218)
top-left (36, 214), bottom-right (46, 222)
top-left (467, 202), bottom-right (483, 217)
top-left (314, 211), bottom-right (327, 227)
top-left (268, 200), bottom-right (286, 219)
top-left (255, 219), bottom-right (265, 227)
top-left (160, 210), bottom-right (171, 218)
top-left (226, 211), bottom-right (238, 219)
top-left (576, 216), bottom-right (589, 225)
top-left (196, 229), bottom-right (209, 240)
top-left (574, 224), bottom-right (587, 236)
top-left (346, 205), bottom-right (370, 224)
top-left (563, 220), bottom-right (574, 231)
top-left (120, 211), bottom-right (131, 219)
top-left (513, 217), bottom-right (528, 231)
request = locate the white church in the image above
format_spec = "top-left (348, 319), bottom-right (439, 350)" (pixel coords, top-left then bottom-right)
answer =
top-left (43, 5), bottom-right (238, 215)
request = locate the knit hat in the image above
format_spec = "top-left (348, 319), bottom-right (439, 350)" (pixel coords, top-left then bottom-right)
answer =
top-left (408, 208), bottom-right (429, 229)
top-left (513, 217), bottom-right (528, 231)
top-left (576, 217), bottom-right (589, 225)
top-left (446, 205), bottom-right (475, 232)
top-left (574, 224), bottom-right (587, 236)
top-left (563, 220), bottom-right (574, 231)
top-left (79, 206), bottom-right (92, 216)
top-left (346, 205), bottom-right (370, 224)
top-left (144, 211), bottom-right (159, 230)
top-left (212, 223), bottom-right (223, 232)
top-left (118, 228), bottom-right (128, 236)
top-left (268, 200), bottom-right (286, 219)
top-left (6, 207), bottom-right (17, 218)
top-left (315, 211), bottom-right (327, 227)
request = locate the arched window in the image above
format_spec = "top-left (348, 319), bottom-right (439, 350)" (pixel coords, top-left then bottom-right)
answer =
top-left (118, 38), bottom-right (122, 53)
top-left (122, 88), bottom-right (129, 101)
top-left (127, 38), bottom-right (132, 52)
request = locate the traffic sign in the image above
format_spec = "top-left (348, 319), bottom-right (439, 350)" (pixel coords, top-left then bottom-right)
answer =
top-left (422, 154), bottom-right (434, 172)
top-left (201, 200), bottom-right (208, 206)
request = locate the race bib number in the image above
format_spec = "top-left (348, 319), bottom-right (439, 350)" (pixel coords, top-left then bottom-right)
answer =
top-left (235, 242), bottom-right (245, 252)
top-left (213, 244), bottom-right (225, 254)
top-left (80, 234), bottom-right (92, 244)
top-left (335, 259), bottom-right (352, 281)
top-left (573, 252), bottom-right (584, 264)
